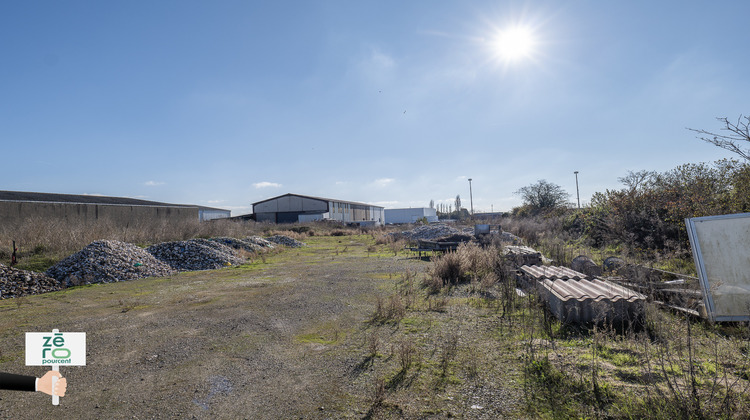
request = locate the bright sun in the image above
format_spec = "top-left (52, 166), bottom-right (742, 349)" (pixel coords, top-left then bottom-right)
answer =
top-left (493, 25), bottom-right (535, 62)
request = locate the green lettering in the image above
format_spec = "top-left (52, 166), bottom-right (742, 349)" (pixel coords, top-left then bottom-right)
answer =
top-left (52, 348), bottom-right (71, 359)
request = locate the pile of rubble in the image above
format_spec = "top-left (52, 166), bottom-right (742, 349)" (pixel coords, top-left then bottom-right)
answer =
top-left (209, 237), bottom-right (260, 252)
top-left (210, 236), bottom-right (276, 252)
top-left (46, 240), bottom-right (175, 286)
top-left (1, 263), bottom-right (62, 299)
top-left (391, 224), bottom-right (467, 242)
top-left (3, 235), bottom-right (292, 299)
top-left (265, 235), bottom-right (306, 248)
top-left (147, 239), bottom-right (245, 271)
top-left (246, 236), bottom-right (276, 249)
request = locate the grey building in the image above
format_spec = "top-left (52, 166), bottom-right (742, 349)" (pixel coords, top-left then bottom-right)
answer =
top-left (384, 208), bottom-right (438, 224)
top-left (252, 193), bottom-right (384, 225)
top-left (0, 190), bottom-right (230, 225)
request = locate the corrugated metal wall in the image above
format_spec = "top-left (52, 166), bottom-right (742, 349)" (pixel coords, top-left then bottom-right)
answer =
top-left (253, 195), bottom-right (383, 224)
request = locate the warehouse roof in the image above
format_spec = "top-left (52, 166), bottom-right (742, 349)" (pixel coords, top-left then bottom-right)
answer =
top-left (252, 193), bottom-right (384, 209)
top-left (0, 190), bottom-right (228, 212)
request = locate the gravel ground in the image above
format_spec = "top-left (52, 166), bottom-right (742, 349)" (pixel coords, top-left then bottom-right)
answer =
top-left (0, 238), bottom-right (522, 419)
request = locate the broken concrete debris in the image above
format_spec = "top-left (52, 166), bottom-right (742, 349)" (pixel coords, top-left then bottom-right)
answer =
top-left (5, 236), bottom-right (281, 298)
top-left (503, 246), bottom-right (543, 267)
top-left (265, 235), bottom-right (306, 248)
top-left (147, 239), bottom-right (245, 271)
top-left (1, 262), bottom-right (62, 299)
top-left (46, 240), bottom-right (175, 287)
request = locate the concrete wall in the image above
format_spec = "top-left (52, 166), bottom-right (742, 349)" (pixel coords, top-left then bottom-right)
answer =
top-left (0, 201), bottom-right (199, 227)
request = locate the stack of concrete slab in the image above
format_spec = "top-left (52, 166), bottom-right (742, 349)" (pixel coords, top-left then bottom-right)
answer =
top-left (539, 277), bottom-right (646, 326)
top-left (520, 265), bottom-right (588, 281)
top-left (503, 246), bottom-right (543, 267)
top-left (518, 264), bottom-right (646, 326)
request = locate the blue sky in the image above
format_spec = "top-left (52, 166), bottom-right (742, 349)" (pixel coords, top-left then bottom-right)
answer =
top-left (2, 1), bottom-right (748, 215)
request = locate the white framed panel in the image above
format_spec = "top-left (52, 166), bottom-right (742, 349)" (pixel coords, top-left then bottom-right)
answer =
top-left (686, 212), bottom-right (750, 322)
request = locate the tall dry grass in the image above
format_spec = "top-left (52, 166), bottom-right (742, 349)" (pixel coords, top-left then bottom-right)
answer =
top-left (425, 242), bottom-right (504, 293)
top-left (0, 217), bottom-right (266, 261)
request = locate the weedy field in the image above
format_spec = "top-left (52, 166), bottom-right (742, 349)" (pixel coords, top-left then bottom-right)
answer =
top-left (1, 233), bottom-right (750, 419)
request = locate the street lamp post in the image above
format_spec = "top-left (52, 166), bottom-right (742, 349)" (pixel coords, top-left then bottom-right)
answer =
top-left (574, 171), bottom-right (580, 209)
top-left (468, 178), bottom-right (474, 216)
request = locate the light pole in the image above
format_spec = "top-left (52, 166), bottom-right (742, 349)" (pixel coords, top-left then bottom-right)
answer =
top-left (468, 178), bottom-right (474, 216)
top-left (574, 171), bottom-right (580, 209)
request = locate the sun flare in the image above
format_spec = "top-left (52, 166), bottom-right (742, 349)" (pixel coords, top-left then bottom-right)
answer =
top-left (493, 25), bottom-right (535, 62)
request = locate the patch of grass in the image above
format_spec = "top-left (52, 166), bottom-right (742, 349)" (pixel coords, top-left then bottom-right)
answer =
top-left (296, 322), bottom-right (346, 345)
top-left (13, 254), bottom-right (61, 273)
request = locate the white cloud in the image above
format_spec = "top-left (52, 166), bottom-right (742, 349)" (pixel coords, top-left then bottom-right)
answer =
top-left (355, 48), bottom-right (397, 84)
top-left (253, 182), bottom-right (282, 189)
top-left (372, 200), bottom-right (400, 208)
top-left (207, 200), bottom-right (225, 204)
top-left (372, 178), bottom-right (395, 188)
top-left (370, 50), bottom-right (395, 70)
top-left (144, 181), bottom-right (165, 187)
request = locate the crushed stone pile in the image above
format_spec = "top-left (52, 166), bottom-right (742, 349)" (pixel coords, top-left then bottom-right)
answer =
top-left (1, 263), bottom-right (62, 299)
top-left (245, 236), bottom-right (276, 249)
top-left (210, 237), bottom-right (275, 253)
top-left (46, 240), bottom-right (175, 287)
top-left (391, 224), bottom-right (468, 242)
top-left (147, 239), bottom-right (245, 271)
top-left (265, 235), bottom-right (306, 248)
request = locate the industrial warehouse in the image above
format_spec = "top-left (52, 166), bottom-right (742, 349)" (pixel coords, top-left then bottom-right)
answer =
top-left (251, 193), bottom-right (384, 225)
top-left (0, 190), bottom-right (231, 227)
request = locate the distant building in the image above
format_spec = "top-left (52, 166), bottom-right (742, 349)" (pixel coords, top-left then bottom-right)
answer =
top-left (252, 193), bottom-right (384, 225)
top-left (198, 207), bottom-right (232, 222)
top-left (385, 208), bottom-right (438, 224)
top-left (0, 190), bottom-right (230, 226)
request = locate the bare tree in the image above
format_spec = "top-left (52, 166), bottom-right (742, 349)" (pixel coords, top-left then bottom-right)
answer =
top-left (429, 199), bottom-right (435, 209)
top-left (514, 180), bottom-right (569, 211)
top-left (689, 115), bottom-right (750, 161)
top-left (618, 170), bottom-right (657, 192)
top-left (455, 195), bottom-right (462, 211)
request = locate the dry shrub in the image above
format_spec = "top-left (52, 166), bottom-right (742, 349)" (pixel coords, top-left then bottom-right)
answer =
top-left (398, 340), bottom-right (418, 371)
top-left (375, 233), bottom-right (396, 245)
top-left (368, 331), bottom-right (380, 357)
top-left (502, 214), bottom-right (571, 246)
top-left (426, 295), bottom-right (449, 312)
top-left (373, 294), bottom-right (406, 323)
top-left (429, 251), bottom-right (463, 286)
top-left (426, 242), bottom-right (502, 292)
top-left (266, 230), bottom-right (307, 241)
